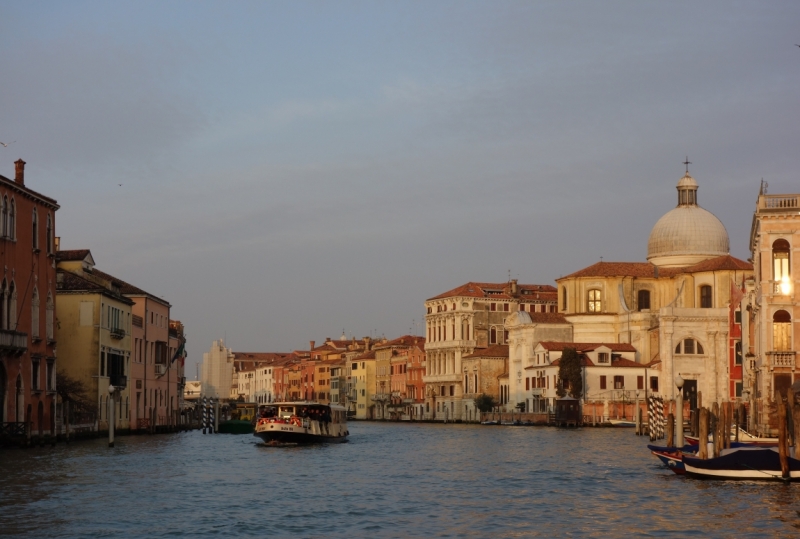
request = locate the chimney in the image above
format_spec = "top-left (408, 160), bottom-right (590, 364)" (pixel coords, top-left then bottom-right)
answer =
top-left (365, 336), bottom-right (371, 351)
top-left (310, 340), bottom-right (315, 353)
top-left (511, 279), bottom-right (519, 297)
top-left (14, 159), bottom-right (25, 185)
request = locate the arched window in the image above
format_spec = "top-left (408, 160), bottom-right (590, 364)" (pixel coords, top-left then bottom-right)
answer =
top-left (561, 287), bottom-right (567, 311)
top-left (46, 214), bottom-right (53, 255)
top-left (46, 292), bottom-right (54, 341)
top-left (700, 285), bottom-right (712, 308)
top-left (1, 197), bottom-right (7, 238)
top-left (773, 310), bottom-right (791, 352)
top-left (587, 289), bottom-right (602, 312)
top-left (32, 209), bottom-right (38, 250)
top-left (31, 287), bottom-right (40, 339)
top-left (773, 239), bottom-right (791, 295)
top-left (675, 338), bottom-right (704, 355)
top-left (9, 199), bottom-right (15, 240)
top-left (637, 290), bottom-right (651, 311)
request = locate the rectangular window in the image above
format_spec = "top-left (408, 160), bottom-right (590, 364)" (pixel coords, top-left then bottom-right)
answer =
top-left (734, 309), bottom-right (742, 324)
top-left (46, 361), bottom-right (55, 391)
top-left (520, 304), bottom-right (526, 311)
top-left (450, 385), bottom-right (454, 396)
top-left (600, 375), bottom-right (606, 390)
top-left (735, 341), bottom-right (743, 365)
top-left (503, 330), bottom-right (509, 342)
top-left (32, 359), bottom-right (40, 390)
top-left (503, 303), bottom-right (509, 312)
top-left (700, 285), bottom-right (712, 308)
top-left (650, 376), bottom-right (659, 392)
top-left (100, 351), bottom-right (106, 377)
top-left (526, 378), bottom-right (530, 390)
top-left (637, 376), bottom-right (644, 390)
top-left (597, 353), bottom-right (609, 364)
top-left (490, 303), bottom-right (496, 312)
top-left (614, 376), bottom-right (624, 390)
top-left (735, 381), bottom-right (743, 398)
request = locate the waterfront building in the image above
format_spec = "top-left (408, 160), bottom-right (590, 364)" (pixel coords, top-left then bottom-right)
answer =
top-left (372, 335), bottom-right (424, 420)
top-left (461, 344), bottom-right (508, 422)
top-left (0, 160), bottom-right (59, 439)
top-left (526, 342), bottom-right (642, 419)
top-left (90, 268), bottom-right (183, 431)
top-left (747, 186), bottom-right (799, 433)
top-left (351, 349), bottom-right (376, 419)
top-left (551, 170), bottom-right (752, 408)
top-left (404, 339), bottom-right (427, 420)
top-left (201, 339), bottom-right (234, 399)
top-left (184, 380), bottom-right (201, 404)
top-left (55, 250), bottom-right (134, 433)
top-left (423, 280), bottom-right (557, 420)
top-left (329, 359), bottom-right (345, 405)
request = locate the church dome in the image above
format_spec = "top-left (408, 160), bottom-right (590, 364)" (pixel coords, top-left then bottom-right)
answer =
top-left (647, 172), bottom-right (729, 267)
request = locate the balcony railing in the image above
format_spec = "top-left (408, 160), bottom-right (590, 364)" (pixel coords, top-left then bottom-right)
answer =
top-left (760, 195), bottom-right (799, 210)
top-left (110, 375), bottom-right (127, 389)
top-left (110, 327), bottom-right (126, 339)
top-left (767, 351), bottom-right (796, 369)
top-left (530, 387), bottom-right (545, 396)
top-left (371, 393), bottom-right (390, 402)
top-left (0, 329), bottom-right (27, 355)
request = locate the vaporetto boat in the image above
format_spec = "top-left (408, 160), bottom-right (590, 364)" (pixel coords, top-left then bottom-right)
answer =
top-left (253, 402), bottom-right (349, 445)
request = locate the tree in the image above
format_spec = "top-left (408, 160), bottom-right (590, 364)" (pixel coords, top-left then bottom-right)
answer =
top-left (474, 393), bottom-right (497, 413)
top-left (56, 371), bottom-right (94, 415)
top-left (557, 347), bottom-right (584, 400)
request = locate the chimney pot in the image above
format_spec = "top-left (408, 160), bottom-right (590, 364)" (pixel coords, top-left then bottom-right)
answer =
top-left (14, 159), bottom-right (25, 185)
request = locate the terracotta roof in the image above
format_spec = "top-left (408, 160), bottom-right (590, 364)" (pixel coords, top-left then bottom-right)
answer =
top-left (232, 352), bottom-right (291, 363)
top-left (560, 262), bottom-right (681, 280)
top-left (90, 268), bottom-right (167, 302)
top-left (352, 350), bottom-right (376, 360)
top-left (538, 341), bottom-right (637, 353)
top-left (463, 345), bottom-right (509, 359)
top-left (374, 335), bottom-right (426, 349)
top-left (428, 282), bottom-right (556, 301)
top-left (55, 249), bottom-right (91, 262)
top-left (0, 173), bottom-right (59, 208)
top-left (560, 255), bottom-right (752, 281)
top-left (680, 255), bottom-right (753, 273)
top-left (527, 312), bottom-right (569, 324)
top-left (56, 269), bottom-right (135, 304)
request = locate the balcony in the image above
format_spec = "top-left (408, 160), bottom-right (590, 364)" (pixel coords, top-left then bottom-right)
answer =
top-left (0, 330), bottom-right (27, 356)
top-left (110, 327), bottom-right (126, 340)
top-left (155, 363), bottom-right (166, 375)
top-left (767, 351), bottom-right (796, 369)
top-left (110, 375), bottom-right (128, 389)
top-left (371, 393), bottom-right (391, 402)
top-left (759, 194), bottom-right (799, 211)
top-left (530, 387), bottom-right (545, 397)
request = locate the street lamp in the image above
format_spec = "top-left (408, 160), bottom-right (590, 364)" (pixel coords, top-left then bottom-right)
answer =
top-left (674, 375), bottom-right (684, 448)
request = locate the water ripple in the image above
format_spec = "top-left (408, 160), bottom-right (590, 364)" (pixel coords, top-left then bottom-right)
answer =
top-left (2, 424), bottom-right (800, 537)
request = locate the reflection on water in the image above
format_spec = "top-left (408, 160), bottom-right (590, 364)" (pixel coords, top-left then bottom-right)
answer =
top-left (2, 424), bottom-right (800, 537)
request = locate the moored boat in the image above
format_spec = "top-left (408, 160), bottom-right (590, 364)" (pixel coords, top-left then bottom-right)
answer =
top-left (253, 402), bottom-right (349, 445)
top-left (685, 427), bottom-right (778, 447)
top-left (682, 447), bottom-right (800, 481)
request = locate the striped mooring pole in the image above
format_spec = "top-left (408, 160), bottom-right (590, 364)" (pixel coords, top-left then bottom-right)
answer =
top-left (202, 396), bottom-right (208, 434)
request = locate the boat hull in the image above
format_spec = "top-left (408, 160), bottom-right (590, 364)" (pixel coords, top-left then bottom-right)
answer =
top-left (683, 448), bottom-right (800, 481)
top-left (254, 419), bottom-right (348, 445)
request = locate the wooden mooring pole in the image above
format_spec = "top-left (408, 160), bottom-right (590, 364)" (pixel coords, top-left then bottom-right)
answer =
top-left (698, 407), bottom-right (708, 459)
top-left (712, 402), bottom-right (720, 458)
top-left (778, 397), bottom-right (790, 479)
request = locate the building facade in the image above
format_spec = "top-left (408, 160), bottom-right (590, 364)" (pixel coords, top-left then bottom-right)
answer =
top-left (0, 160), bottom-right (59, 439)
top-left (747, 187), bottom-right (799, 433)
top-left (423, 280), bottom-right (557, 420)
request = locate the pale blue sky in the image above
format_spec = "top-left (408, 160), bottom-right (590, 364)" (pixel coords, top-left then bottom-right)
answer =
top-left (1, 1), bottom-right (799, 376)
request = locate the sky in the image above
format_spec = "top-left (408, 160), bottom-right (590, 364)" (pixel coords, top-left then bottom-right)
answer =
top-left (1, 1), bottom-right (799, 378)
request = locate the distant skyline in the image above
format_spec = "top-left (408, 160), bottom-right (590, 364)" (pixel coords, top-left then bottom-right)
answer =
top-left (1, 1), bottom-right (799, 377)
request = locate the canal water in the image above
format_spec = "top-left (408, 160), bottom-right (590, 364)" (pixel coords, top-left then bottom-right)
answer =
top-left (2, 423), bottom-right (800, 538)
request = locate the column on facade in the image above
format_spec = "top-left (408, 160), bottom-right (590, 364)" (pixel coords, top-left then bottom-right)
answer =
top-left (664, 325), bottom-right (674, 401)
top-left (708, 330), bottom-right (719, 404)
